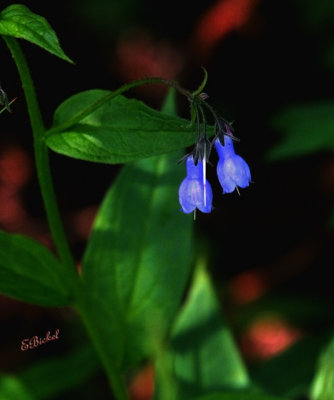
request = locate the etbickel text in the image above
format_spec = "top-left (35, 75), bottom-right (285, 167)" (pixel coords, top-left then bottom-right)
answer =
top-left (21, 329), bottom-right (60, 351)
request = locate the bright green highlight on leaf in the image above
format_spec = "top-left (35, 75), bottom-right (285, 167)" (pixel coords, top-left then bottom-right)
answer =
top-left (0, 230), bottom-right (74, 306)
top-left (168, 260), bottom-right (250, 399)
top-left (46, 89), bottom-right (214, 164)
top-left (267, 102), bottom-right (334, 160)
top-left (311, 336), bottom-right (334, 400)
top-left (0, 4), bottom-right (72, 63)
top-left (0, 375), bottom-right (35, 400)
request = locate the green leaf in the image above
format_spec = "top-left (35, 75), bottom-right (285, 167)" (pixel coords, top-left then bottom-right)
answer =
top-left (19, 346), bottom-right (100, 399)
top-left (0, 230), bottom-right (74, 306)
top-left (46, 89), bottom-right (214, 164)
top-left (267, 102), bottom-right (334, 161)
top-left (311, 335), bottom-right (334, 400)
top-left (0, 375), bottom-right (35, 400)
top-left (0, 4), bottom-right (72, 63)
top-left (164, 262), bottom-right (250, 399)
top-left (161, 88), bottom-right (177, 116)
top-left (80, 150), bottom-right (193, 370)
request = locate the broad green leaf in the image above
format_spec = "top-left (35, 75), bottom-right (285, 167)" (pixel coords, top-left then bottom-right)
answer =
top-left (0, 375), bottom-right (35, 400)
top-left (80, 150), bottom-right (193, 370)
top-left (0, 230), bottom-right (74, 306)
top-left (194, 391), bottom-right (287, 400)
top-left (19, 346), bottom-right (100, 399)
top-left (311, 335), bottom-right (334, 400)
top-left (267, 102), bottom-right (334, 160)
top-left (0, 4), bottom-right (72, 63)
top-left (163, 262), bottom-right (249, 399)
top-left (46, 89), bottom-right (214, 164)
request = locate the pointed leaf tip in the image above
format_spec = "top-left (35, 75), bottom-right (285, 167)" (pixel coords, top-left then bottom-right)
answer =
top-left (0, 4), bottom-right (73, 63)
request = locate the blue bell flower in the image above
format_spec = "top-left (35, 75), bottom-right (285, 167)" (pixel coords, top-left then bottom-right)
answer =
top-left (179, 155), bottom-right (213, 213)
top-left (215, 136), bottom-right (251, 194)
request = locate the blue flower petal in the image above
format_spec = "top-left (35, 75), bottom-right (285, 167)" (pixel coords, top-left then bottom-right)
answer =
top-left (215, 136), bottom-right (235, 158)
top-left (179, 178), bottom-right (198, 214)
top-left (215, 137), bottom-right (251, 194)
top-left (179, 156), bottom-right (213, 213)
top-left (217, 160), bottom-right (237, 193)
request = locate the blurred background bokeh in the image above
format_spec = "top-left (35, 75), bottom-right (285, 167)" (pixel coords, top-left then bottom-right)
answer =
top-left (1, 0), bottom-right (333, 399)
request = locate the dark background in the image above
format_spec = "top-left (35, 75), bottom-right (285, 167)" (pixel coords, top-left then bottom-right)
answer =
top-left (1, 0), bottom-right (333, 399)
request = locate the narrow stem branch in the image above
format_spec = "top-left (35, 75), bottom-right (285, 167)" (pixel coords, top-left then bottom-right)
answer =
top-left (198, 104), bottom-right (207, 138)
top-left (47, 77), bottom-right (192, 136)
top-left (193, 103), bottom-right (201, 142)
top-left (3, 36), bottom-right (75, 271)
top-left (200, 100), bottom-right (220, 127)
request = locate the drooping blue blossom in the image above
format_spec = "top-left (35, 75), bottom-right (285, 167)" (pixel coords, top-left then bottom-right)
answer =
top-left (215, 136), bottom-right (251, 194)
top-left (179, 155), bottom-right (213, 214)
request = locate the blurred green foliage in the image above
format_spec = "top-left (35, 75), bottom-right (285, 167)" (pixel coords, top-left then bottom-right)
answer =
top-left (19, 346), bottom-right (100, 399)
top-left (0, 231), bottom-right (74, 306)
top-left (0, 375), bottom-right (35, 400)
top-left (267, 103), bottom-right (334, 160)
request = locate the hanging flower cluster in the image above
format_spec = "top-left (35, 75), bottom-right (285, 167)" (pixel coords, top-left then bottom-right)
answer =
top-left (178, 94), bottom-right (251, 215)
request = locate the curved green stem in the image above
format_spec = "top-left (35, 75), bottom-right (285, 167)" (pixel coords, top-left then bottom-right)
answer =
top-left (192, 66), bottom-right (208, 97)
top-left (47, 77), bottom-right (192, 136)
top-left (3, 36), bottom-right (75, 271)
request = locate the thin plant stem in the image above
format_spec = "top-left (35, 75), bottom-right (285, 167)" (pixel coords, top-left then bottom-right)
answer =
top-left (200, 100), bottom-right (219, 122)
top-left (3, 36), bottom-right (76, 272)
top-left (198, 104), bottom-right (207, 138)
top-left (4, 35), bottom-right (128, 399)
top-left (193, 102), bottom-right (201, 142)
